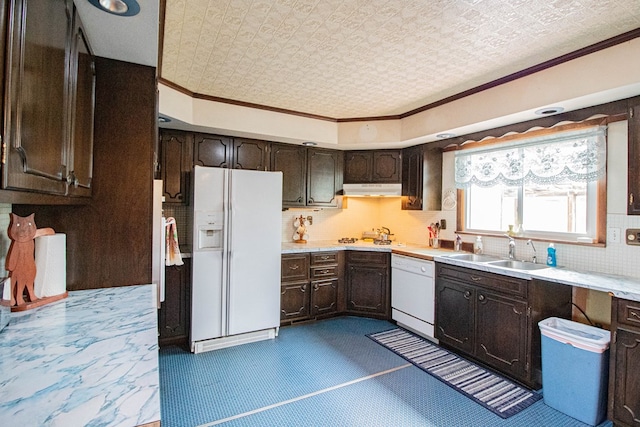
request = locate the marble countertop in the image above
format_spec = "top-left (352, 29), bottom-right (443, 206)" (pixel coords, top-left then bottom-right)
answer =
top-left (282, 240), bottom-right (640, 302)
top-left (281, 239), bottom-right (453, 256)
top-left (0, 284), bottom-right (160, 427)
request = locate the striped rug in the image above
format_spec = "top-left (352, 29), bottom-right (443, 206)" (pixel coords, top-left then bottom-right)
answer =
top-left (367, 328), bottom-right (542, 419)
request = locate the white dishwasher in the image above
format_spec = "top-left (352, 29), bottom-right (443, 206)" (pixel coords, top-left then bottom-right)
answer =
top-left (391, 254), bottom-right (437, 341)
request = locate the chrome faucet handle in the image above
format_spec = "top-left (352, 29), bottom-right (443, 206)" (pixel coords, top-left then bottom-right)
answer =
top-left (527, 239), bottom-right (537, 264)
top-left (504, 234), bottom-right (516, 259)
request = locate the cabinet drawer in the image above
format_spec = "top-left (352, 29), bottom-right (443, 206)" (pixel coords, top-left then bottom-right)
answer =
top-left (347, 251), bottom-right (388, 264)
top-left (436, 264), bottom-right (527, 298)
top-left (615, 298), bottom-right (640, 329)
top-left (281, 254), bottom-right (310, 281)
top-left (311, 265), bottom-right (339, 279)
top-left (310, 252), bottom-right (338, 266)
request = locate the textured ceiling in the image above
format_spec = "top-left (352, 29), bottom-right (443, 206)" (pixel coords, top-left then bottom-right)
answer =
top-left (161, 0), bottom-right (640, 120)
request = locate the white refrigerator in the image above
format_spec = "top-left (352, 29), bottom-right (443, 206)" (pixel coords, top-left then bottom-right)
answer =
top-left (191, 165), bottom-right (283, 353)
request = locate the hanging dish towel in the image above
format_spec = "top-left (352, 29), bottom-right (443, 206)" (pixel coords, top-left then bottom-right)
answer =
top-left (165, 217), bottom-right (184, 266)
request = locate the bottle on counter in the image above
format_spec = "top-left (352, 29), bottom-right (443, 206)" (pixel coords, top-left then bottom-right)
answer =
top-left (546, 243), bottom-right (557, 267)
top-left (454, 234), bottom-right (462, 251)
top-left (473, 236), bottom-right (483, 254)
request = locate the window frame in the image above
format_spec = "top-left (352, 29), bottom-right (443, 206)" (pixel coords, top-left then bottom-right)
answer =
top-left (454, 120), bottom-right (609, 246)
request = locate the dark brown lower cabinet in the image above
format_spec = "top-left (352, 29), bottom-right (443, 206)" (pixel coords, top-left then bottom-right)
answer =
top-left (609, 297), bottom-right (640, 426)
top-left (435, 263), bottom-right (571, 388)
top-left (345, 251), bottom-right (390, 319)
top-left (158, 259), bottom-right (191, 347)
top-left (280, 251), bottom-right (342, 325)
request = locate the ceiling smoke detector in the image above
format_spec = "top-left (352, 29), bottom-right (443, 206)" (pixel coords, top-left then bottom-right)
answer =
top-left (88, 0), bottom-right (140, 16)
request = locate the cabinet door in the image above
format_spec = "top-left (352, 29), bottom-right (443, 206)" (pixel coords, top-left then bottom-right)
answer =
top-left (372, 150), bottom-right (401, 183)
top-left (194, 133), bottom-right (232, 168)
top-left (628, 102), bottom-right (640, 215)
top-left (346, 264), bottom-right (389, 317)
top-left (344, 151), bottom-right (372, 183)
top-left (67, 16), bottom-right (94, 197)
top-left (610, 327), bottom-right (640, 425)
top-left (307, 148), bottom-right (342, 207)
top-left (475, 290), bottom-right (528, 380)
top-left (3, 0), bottom-right (71, 194)
top-left (435, 278), bottom-right (475, 354)
top-left (280, 280), bottom-right (310, 322)
top-left (160, 130), bottom-right (192, 203)
top-left (311, 278), bottom-right (338, 316)
top-left (271, 143), bottom-right (306, 207)
top-left (233, 138), bottom-right (269, 170)
top-left (158, 260), bottom-right (191, 345)
top-left (401, 145), bottom-right (423, 210)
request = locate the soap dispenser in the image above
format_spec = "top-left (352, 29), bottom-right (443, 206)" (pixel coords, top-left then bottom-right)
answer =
top-left (546, 243), bottom-right (557, 267)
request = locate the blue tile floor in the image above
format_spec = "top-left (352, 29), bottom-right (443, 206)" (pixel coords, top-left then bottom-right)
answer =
top-left (159, 316), bottom-right (613, 427)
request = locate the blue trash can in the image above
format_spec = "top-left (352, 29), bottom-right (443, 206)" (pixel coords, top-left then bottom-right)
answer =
top-left (538, 317), bottom-right (610, 426)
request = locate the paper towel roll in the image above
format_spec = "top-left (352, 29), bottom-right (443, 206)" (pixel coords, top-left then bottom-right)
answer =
top-left (34, 234), bottom-right (66, 298)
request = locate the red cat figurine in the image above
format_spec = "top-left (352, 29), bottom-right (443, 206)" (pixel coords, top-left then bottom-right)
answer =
top-left (6, 213), bottom-right (54, 306)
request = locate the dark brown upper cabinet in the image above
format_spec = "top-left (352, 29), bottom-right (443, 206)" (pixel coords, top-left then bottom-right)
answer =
top-left (271, 144), bottom-right (343, 208)
top-left (307, 148), bottom-right (343, 207)
top-left (401, 145), bottom-right (442, 210)
top-left (160, 129), bottom-right (193, 204)
top-left (232, 138), bottom-right (270, 170)
top-left (344, 150), bottom-right (401, 183)
top-left (67, 14), bottom-right (95, 197)
top-left (271, 143), bottom-right (307, 207)
top-left (193, 133), bottom-right (232, 168)
top-left (628, 101), bottom-right (640, 215)
top-left (3, 0), bottom-right (94, 198)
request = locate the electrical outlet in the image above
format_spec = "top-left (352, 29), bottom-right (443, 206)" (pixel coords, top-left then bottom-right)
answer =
top-left (608, 227), bottom-right (620, 243)
top-left (306, 216), bottom-right (313, 225)
top-left (440, 219), bottom-right (446, 230)
top-left (626, 229), bottom-right (640, 245)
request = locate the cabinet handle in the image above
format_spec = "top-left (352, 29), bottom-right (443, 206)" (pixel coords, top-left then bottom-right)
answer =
top-left (464, 291), bottom-right (471, 299)
top-left (320, 269), bottom-right (330, 274)
top-left (470, 275), bottom-right (483, 282)
top-left (313, 284), bottom-right (319, 291)
top-left (631, 193), bottom-right (635, 206)
top-left (297, 197), bottom-right (303, 203)
top-left (631, 311), bottom-right (640, 320)
top-left (288, 265), bottom-right (299, 270)
top-left (301, 284), bottom-right (307, 292)
top-left (308, 199), bottom-right (314, 204)
top-left (478, 294), bottom-right (485, 301)
top-left (321, 256), bottom-right (330, 260)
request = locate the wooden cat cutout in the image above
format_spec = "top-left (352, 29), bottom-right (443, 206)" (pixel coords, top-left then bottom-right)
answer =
top-left (6, 213), bottom-right (54, 306)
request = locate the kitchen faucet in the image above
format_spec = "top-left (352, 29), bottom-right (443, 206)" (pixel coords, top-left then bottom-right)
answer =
top-left (527, 239), bottom-right (537, 263)
top-left (504, 234), bottom-right (516, 259)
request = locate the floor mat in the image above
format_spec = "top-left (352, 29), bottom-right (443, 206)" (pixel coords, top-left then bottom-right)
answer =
top-left (367, 327), bottom-right (542, 419)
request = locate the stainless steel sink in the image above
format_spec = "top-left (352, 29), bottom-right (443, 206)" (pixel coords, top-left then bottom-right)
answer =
top-left (445, 253), bottom-right (501, 262)
top-left (487, 259), bottom-right (550, 271)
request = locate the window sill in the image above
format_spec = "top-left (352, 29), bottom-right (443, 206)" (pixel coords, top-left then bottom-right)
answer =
top-left (456, 230), bottom-right (606, 248)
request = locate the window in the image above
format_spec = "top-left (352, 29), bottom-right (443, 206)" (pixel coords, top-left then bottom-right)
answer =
top-left (455, 125), bottom-right (606, 243)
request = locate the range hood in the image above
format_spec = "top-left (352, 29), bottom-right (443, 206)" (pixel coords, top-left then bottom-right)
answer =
top-left (342, 183), bottom-right (402, 197)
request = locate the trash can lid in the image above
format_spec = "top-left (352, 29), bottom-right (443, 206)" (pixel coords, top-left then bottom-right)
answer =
top-left (539, 317), bottom-right (610, 353)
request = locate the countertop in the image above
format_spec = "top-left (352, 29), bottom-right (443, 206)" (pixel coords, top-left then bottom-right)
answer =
top-left (0, 284), bottom-right (161, 427)
top-left (282, 240), bottom-right (640, 302)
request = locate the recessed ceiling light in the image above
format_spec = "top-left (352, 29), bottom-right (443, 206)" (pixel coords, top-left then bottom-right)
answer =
top-left (88, 0), bottom-right (140, 16)
top-left (302, 141), bottom-right (317, 146)
top-left (534, 106), bottom-right (565, 115)
top-left (436, 133), bottom-right (456, 139)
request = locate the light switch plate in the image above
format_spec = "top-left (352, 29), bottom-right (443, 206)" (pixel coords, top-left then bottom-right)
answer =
top-left (625, 229), bottom-right (640, 245)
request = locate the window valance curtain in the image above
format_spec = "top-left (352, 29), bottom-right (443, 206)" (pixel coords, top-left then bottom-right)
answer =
top-left (454, 126), bottom-right (607, 188)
